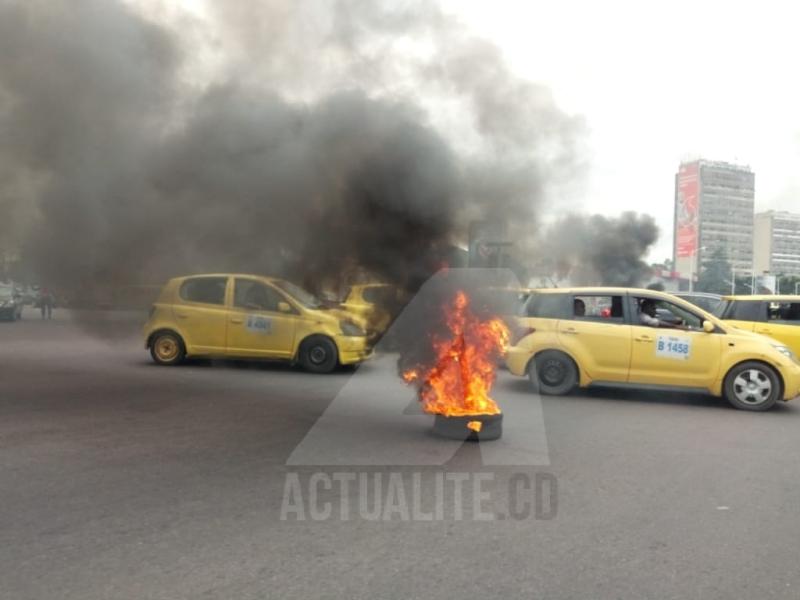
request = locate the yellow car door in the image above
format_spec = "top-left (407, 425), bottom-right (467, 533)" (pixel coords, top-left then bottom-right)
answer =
top-left (557, 294), bottom-right (632, 382)
top-left (225, 278), bottom-right (298, 358)
top-left (756, 301), bottom-right (800, 356)
top-left (173, 276), bottom-right (230, 353)
top-left (628, 295), bottom-right (722, 388)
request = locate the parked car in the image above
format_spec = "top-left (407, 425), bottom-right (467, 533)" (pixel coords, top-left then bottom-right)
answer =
top-left (0, 284), bottom-right (24, 321)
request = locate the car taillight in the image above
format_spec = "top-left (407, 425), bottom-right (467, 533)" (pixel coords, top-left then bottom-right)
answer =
top-left (511, 327), bottom-right (536, 345)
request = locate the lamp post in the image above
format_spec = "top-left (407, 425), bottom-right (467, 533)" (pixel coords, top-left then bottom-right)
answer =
top-left (688, 246), bottom-right (708, 293)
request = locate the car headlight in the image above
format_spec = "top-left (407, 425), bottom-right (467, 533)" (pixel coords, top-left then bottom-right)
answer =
top-left (340, 320), bottom-right (366, 336)
top-left (773, 344), bottom-right (796, 360)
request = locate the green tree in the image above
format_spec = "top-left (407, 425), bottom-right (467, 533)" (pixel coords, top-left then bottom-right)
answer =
top-left (696, 248), bottom-right (732, 295)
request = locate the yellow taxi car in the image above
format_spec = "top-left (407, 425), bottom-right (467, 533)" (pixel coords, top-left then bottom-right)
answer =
top-left (505, 287), bottom-right (800, 411)
top-left (144, 274), bottom-right (372, 373)
top-left (717, 295), bottom-right (800, 356)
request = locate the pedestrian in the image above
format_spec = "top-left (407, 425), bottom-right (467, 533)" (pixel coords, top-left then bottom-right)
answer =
top-left (39, 287), bottom-right (54, 320)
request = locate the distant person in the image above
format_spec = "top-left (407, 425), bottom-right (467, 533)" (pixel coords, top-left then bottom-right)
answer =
top-left (39, 288), bottom-right (54, 320)
top-left (573, 298), bottom-right (586, 317)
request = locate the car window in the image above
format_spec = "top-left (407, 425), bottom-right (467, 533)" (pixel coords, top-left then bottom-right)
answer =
top-left (234, 279), bottom-right (286, 312)
top-left (722, 300), bottom-right (766, 322)
top-left (525, 293), bottom-right (569, 318)
top-left (572, 295), bottom-right (625, 323)
top-left (273, 280), bottom-right (322, 309)
top-left (179, 277), bottom-right (227, 305)
top-left (768, 302), bottom-right (800, 324)
top-left (652, 299), bottom-right (705, 330)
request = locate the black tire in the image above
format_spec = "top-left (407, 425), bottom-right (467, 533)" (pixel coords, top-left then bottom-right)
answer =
top-left (723, 361), bottom-right (781, 411)
top-left (299, 335), bottom-right (338, 374)
top-left (529, 350), bottom-right (578, 395)
top-left (149, 330), bottom-right (186, 366)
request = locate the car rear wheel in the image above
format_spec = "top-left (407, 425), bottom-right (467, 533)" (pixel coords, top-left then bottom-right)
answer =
top-left (529, 350), bottom-right (578, 395)
top-left (299, 335), bottom-right (339, 374)
top-left (150, 331), bottom-right (186, 366)
top-left (723, 361), bottom-right (781, 411)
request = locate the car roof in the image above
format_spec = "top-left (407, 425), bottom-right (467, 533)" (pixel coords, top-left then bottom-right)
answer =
top-left (722, 295), bottom-right (800, 302)
top-left (531, 287), bottom-right (681, 298)
top-left (674, 291), bottom-right (722, 299)
top-left (172, 273), bottom-right (279, 281)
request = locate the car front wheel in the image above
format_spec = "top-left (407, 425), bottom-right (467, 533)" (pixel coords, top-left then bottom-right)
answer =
top-left (299, 335), bottom-right (338, 374)
top-left (723, 361), bottom-right (781, 411)
top-left (529, 350), bottom-right (578, 395)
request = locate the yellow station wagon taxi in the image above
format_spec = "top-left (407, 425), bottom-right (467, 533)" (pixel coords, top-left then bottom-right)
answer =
top-left (505, 287), bottom-right (800, 411)
top-left (144, 274), bottom-right (372, 373)
top-left (717, 295), bottom-right (800, 357)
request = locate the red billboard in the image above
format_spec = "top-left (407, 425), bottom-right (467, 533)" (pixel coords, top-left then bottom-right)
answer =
top-left (676, 162), bottom-right (699, 258)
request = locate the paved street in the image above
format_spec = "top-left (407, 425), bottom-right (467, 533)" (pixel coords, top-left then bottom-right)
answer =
top-left (3, 310), bottom-right (800, 599)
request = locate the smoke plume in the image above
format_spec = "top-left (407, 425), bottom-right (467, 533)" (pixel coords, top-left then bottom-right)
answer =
top-left (0, 0), bottom-right (587, 303)
top-left (538, 212), bottom-right (659, 286)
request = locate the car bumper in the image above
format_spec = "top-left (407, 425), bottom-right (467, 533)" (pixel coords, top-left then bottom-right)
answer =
top-left (505, 345), bottom-right (533, 377)
top-left (779, 362), bottom-right (800, 401)
top-left (336, 336), bottom-right (373, 365)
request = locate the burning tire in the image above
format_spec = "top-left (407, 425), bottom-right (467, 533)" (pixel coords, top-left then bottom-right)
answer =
top-left (149, 330), bottom-right (186, 366)
top-left (299, 335), bottom-right (338, 374)
top-left (723, 361), bottom-right (781, 411)
top-left (530, 350), bottom-right (577, 395)
top-left (432, 413), bottom-right (502, 441)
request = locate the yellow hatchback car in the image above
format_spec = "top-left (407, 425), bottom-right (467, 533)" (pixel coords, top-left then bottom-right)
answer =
top-left (506, 287), bottom-right (800, 411)
top-left (717, 295), bottom-right (800, 357)
top-left (144, 274), bottom-right (372, 373)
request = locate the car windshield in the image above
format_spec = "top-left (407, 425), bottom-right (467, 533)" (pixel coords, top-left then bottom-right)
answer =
top-left (273, 280), bottom-right (322, 309)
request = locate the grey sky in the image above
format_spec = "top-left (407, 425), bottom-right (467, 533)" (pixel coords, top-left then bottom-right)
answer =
top-left (147, 0), bottom-right (799, 263)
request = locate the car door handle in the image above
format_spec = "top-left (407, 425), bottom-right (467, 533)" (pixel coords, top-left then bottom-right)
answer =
top-left (635, 336), bottom-right (653, 343)
top-left (176, 313), bottom-right (189, 319)
top-left (561, 327), bottom-right (579, 335)
top-left (756, 328), bottom-right (772, 334)
top-left (230, 317), bottom-right (244, 324)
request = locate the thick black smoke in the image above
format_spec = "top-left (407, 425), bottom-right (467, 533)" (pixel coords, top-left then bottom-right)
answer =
top-left (538, 212), bottom-right (659, 286)
top-left (0, 0), bottom-right (587, 305)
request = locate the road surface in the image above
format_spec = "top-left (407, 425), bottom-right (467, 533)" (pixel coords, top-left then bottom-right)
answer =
top-left (2, 310), bottom-right (800, 599)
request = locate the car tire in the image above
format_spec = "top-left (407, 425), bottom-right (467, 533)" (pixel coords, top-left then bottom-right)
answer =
top-left (149, 330), bottom-right (186, 366)
top-left (299, 335), bottom-right (339, 374)
top-left (529, 350), bottom-right (578, 395)
top-left (723, 361), bottom-right (781, 411)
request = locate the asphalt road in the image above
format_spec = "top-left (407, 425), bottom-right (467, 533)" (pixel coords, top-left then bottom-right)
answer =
top-left (3, 310), bottom-right (800, 599)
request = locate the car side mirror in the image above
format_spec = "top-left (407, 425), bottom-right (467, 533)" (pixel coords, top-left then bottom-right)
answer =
top-left (277, 301), bottom-right (292, 314)
top-left (703, 320), bottom-right (715, 333)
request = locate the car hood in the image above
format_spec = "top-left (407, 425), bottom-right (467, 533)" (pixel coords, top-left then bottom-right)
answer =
top-left (726, 326), bottom-right (783, 348)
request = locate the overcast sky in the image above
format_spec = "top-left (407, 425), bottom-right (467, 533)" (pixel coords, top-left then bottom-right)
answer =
top-left (165, 0), bottom-right (800, 263)
top-left (450, 0), bottom-right (800, 261)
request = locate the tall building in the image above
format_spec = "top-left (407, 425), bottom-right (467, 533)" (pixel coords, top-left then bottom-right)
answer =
top-left (754, 210), bottom-right (800, 276)
top-left (673, 160), bottom-right (755, 284)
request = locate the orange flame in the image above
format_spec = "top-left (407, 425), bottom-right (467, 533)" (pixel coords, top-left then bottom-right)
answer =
top-left (403, 290), bottom-right (510, 416)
